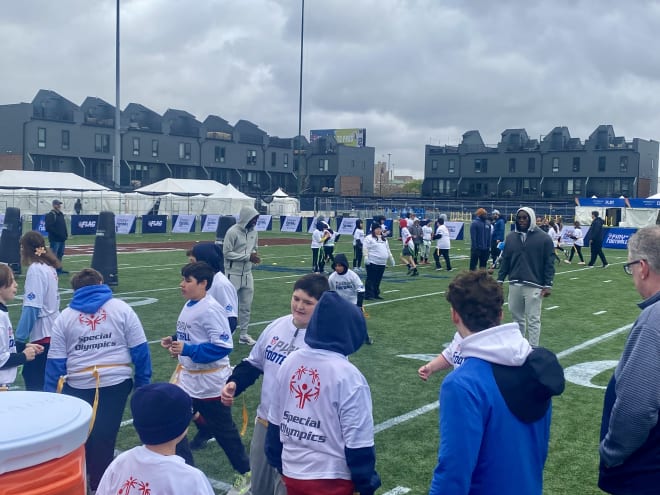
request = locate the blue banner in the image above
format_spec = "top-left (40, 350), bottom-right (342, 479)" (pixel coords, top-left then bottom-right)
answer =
top-left (142, 215), bottom-right (167, 234)
top-left (31, 215), bottom-right (47, 235)
top-left (627, 198), bottom-right (660, 209)
top-left (71, 215), bottom-right (98, 235)
top-left (602, 227), bottom-right (637, 249)
top-left (577, 197), bottom-right (626, 207)
top-left (172, 214), bottom-right (196, 233)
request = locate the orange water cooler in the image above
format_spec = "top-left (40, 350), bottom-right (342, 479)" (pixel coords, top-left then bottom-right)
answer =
top-left (0, 391), bottom-right (92, 495)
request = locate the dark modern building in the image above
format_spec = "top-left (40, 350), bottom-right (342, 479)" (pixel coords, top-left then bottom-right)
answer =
top-left (422, 126), bottom-right (659, 200)
top-left (0, 90), bottom-right (375, 196)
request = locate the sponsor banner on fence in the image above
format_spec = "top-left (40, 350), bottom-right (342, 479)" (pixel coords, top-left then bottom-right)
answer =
top-left (337, 217), bottom-right (357, 234)
top-left (255, 215), bottom-right (272, 231)
top-left (142, 215), bottom-right (167, 234)
top-left (445, 221), bottom-right (465, 241)
top-left (627, 198), bottom-right (660, 208)
top-left (172, 214), bottom-right (196, 233)
top-left (71, 215), bottom-right (98, 235)
top-left (201, 214), bottom-right (220, 233)
top-left (602, 227), bottom-right (637, 249)
top-left (281, 216), bottom-right (302, 233)
top-left (115, 214), bottom-right (136, 234)
top-left (31, 215), bottom-right (47, 235)
top-left (577, 197), bottom-right (627, 207)
top-left (560, 226), bottom-right (576, 246)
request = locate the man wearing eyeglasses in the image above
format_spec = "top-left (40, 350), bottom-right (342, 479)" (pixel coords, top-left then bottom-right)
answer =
top-left (599, 225), bottom-right (660, 495)
top-left (497, 207), bottom-right (555, 346)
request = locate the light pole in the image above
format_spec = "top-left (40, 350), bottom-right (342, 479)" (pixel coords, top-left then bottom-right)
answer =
top-left (113, 0), bottom-right (121, 188)
top-left (296, 0), bottom-right (306, 195)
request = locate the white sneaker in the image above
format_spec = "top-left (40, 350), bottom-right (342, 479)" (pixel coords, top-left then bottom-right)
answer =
top-left (564, 260), bottom-right (571, 264)
top-left (578, 261), bottom-right (585, 265)
top-left (228, 471), bottom-right (252, 495)
top-left (239, 335), bottom-right (257, 346)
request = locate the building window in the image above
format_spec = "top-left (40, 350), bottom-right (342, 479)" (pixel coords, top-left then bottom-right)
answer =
top-left (528, 157), bottom-right (535, 172)
top-left (552, 157), bottom-right (559, 173)
top-left (567, 178), bottom-right (583, 196)
top-left (572, 157), bottom-right (580, 172)
top-left (448, 159), bottom-right (455, 174)
top-left (431, 159), bottom-right (438, 171)
top-left (319, 159), bottom-right (329, 171)
top-left (152, 139), bottom-right (159, 157)
top-left (95, 133), bottom-right (110, 153)
top-left (271, 151), bottom-right (277, 167)
top-left (283, 153), bottom-right (289, 168)
top-left (351, 160), bottom-right (355, 168)
top-left (214, 146), bottom-right (225, 163)
top-left (474, 158), bottom-right (487, 173)
top-left (37, 127), bottom-right (46, 148)
top-left (61, 130), bottom-right (69, 150)
top-left (179, 142), bottom-right (191, 160)
top-left (619, 156), bottom-right (628, 173)
top-left (246, 149), bottom-right (257, 165)
top-left (598, 156), bottom-right (606, 172)
top-left (508, 158), bottom-right (516, 173)
top-left (132, 137), bottom-right (140, 156)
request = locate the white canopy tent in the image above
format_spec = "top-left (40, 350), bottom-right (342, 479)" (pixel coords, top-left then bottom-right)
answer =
top-left (134, 178), bottom-right (227, 195)
top-left (265, 187), bottom-right (300, 216)
top-left (0, 170), bottom-right (109, 191)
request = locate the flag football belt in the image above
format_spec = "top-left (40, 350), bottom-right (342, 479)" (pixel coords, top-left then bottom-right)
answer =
top-left (56, 363), bottom-right (132, 436)
top-left (169, 363), bottom-right (249, 437)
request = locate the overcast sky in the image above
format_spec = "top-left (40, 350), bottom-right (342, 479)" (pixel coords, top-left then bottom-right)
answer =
top-left (3, 0), bottom-right (660, 179)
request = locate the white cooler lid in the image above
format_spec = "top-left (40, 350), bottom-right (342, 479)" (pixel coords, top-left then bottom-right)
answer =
top-left (0, 391), bottom-right (92, 475)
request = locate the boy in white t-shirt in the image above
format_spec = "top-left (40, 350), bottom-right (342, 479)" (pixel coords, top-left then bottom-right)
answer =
top-left (265, 291), bottom-right (381, 495)
top-left (160, 261), bottom-right (251, 493)
top-left (96, 382), bottom-right (214, 495)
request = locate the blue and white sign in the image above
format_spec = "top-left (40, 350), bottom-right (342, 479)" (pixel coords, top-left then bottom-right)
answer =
top-left (337, 217), bottom-right (358, 234)
top-left (603, 227), bottom-right (637, 249)
top-left (31, 215), bottom-right (47, 235)
top-left (446, 221), bottom-right (465, 240)
top-left (281, 216), bottom-right (302, 233)
top-left (172, 214), bottom-right (196, 233)
top-left (201, 214), bottom-right (220, 233)
top-left (71, 215), bottom-right (98, 235)
top-left (255, 215), bottom-right (272, 231)
top-left (115, 214), bottom-right (136, 234)
top-left (142, 215), bottom-right (167, 234)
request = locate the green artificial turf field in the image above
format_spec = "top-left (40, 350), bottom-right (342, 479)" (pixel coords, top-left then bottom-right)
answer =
top-left (6, 226), bottom-right (636, 494)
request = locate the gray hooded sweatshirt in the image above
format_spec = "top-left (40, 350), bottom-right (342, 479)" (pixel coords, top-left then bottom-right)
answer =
top-left (223, 205), bottom-right (260, 278)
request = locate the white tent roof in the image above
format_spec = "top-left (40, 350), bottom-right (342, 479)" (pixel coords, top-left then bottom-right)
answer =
top-left (0, 170), bottom-right (109, 191)
top-left (208, 184), bottom-right (255, 200)
top-left (134, 178), bottom-right (226, 195)
top-left (647, 192), bottom-right (660, 199)
top-left (271, 187), bottom-right (289, 197)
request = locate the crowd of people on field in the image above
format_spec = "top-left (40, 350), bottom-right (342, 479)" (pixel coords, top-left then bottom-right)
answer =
top-left (1, 200), bottom-right (659, 495)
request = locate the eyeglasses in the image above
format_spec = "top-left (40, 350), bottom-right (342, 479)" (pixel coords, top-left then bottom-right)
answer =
top-left (623, 259), bottom-right (643, 275)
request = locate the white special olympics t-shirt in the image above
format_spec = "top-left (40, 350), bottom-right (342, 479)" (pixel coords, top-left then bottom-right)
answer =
top-left (48, 298), bottom-right (148, 389)
top-left (22, 262), bottom-right (60, 342)
top-left (209, 271), bottom-right (238, 319)
top-left (268, 347), bottom-right (375, 481)
top-left (96, 445), bottom-right (214, 495)
top-left (353, 228), bottom-right (365, 247)
top-left (0, 310), bottom-right (18, 385)
top-left (311, 230), bottom-right (324, 249)
top-left (435, 225), bottom-right (451, 250)
top-left (244, 315), bottom-right (308, 420)
top-left (175, 295), bottom-right (232, 399)
top-left (328, 270), bottom-right (364, 305)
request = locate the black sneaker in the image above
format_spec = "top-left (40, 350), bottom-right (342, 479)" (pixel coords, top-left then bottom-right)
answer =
top-left (374, 295), bottom-right (384, 300)
top-left (411, 268), bottom-right (419, 276)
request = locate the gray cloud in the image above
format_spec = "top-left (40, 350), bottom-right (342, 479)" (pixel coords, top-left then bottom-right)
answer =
top-left (2, 0), bottom-right (660, 178)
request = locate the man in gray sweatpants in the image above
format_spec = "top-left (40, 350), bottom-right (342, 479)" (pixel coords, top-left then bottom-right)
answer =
top-left (223, 205), bottom-right (261, 345)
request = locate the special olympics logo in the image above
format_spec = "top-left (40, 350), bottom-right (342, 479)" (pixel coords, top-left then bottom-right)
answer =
top-left (289, 365), bottom-right (321, 409)
top-left (78, 309), bottom-right (107, 331)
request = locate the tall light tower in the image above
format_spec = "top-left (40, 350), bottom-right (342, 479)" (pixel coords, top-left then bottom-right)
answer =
top-left (296, 0), bottom-right (306, 195)
top-left (113, 0), bottom-right (121, 188)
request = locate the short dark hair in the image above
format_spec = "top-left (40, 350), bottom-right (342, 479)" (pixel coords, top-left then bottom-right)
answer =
top-left (592, 211), bottom-right (600, 217)
top-left (446, 271), bottom-right (503, 332)
top-left (0, 263), bottom-right (14, 289)
top-left (71, 268), bottom-right (104, 290)
top-left (181, 262), bottom-right (214, 291)
top-left (293, 273), bottom-right (329, 301)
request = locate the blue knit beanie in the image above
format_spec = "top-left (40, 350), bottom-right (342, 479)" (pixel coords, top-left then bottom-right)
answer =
top-left (131, 383), bottom-right (193, 445)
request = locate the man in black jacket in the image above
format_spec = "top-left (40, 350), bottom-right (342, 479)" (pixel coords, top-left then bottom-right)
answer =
top-left (44, 199), bottom-right (68, 274)
top-left (588, 210), bottom-right (609, 268)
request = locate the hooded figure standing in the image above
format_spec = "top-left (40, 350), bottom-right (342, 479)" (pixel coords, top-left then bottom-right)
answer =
top-left (497, 207), bottom-right (555, 346)
top-left (224, 206), bottom-right (261, 346)
top-left (265, 291), bottom-right (381, 495)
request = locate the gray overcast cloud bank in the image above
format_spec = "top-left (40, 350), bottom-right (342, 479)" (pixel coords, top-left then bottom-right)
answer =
top-left (2, 0), bottom-right (660, 179)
